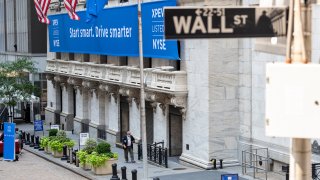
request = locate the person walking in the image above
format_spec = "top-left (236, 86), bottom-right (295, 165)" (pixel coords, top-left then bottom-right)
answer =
top-left (122, 131), bottom-right (135, 163)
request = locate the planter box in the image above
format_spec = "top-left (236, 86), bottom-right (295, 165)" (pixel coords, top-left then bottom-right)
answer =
top-left (80, 162), bottom-right (91, 170)
top-left (52, 150), bottom-right (63, 158)
top-left (45, 147), bottom-right (51, 154)
top-left (91, 159), bottom-right (117, 175)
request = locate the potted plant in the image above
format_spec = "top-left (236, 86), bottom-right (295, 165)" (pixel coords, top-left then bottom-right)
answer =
top-left (77, 150), bottom-right (91, 170)
top-left (87, 152), bottom-right (118, 175)
top-left (87, 142), bottom-right (118, 175)
top-left (40, 136), bottom-right (50, 153)
top-left (49, 140), bottom-right (64, 158)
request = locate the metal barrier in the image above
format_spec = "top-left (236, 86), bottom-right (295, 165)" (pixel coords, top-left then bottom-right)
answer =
top-left (312, 163), bottom-right (320, 180)
top-left (242, 148), bottom-right (269, 180)
top-left (138, 141), bottom-right (168, 168)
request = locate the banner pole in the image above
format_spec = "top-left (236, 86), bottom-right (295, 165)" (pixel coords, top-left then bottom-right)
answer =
top-left (138, 0), bottom-right (148, 179)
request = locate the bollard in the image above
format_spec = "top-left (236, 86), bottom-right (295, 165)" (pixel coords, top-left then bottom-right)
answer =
top-left (34, 136), bottom-right (40, 149)
top-left (25, 133), bottom-right (30, 145)
top-left (75, 150), bottom-right (79, 167)
top-left (73, 149), bottom-right (78, 165)
top-left (22, 131), bottom-right (26, 143)
top-left (211, 159), bottom-right (217, 170)
top-left (121, 166), bottom-right (127, 180)
top-left (219, 159), bottom-right (223, 169)
top-left (61, 145), bottom-right (68, 160)
top-left (131, 169), bottom-right (137, 180)
top-left (29, 135), bottom-right (35, 147)
top-left (67, 148), bottom-right (72, 163)
top-left (110, 163), bottom-right (120, 180)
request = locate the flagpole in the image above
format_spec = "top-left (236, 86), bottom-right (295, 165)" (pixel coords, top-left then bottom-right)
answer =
top-left (137, 0), bottom-right (148, 179)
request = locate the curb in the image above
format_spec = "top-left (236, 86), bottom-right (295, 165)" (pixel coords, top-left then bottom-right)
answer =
top-left (23, 146), bottom-right (96, 180)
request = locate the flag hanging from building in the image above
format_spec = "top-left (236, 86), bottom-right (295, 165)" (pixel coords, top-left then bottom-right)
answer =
top-left (34, 0), bottom-right (51, 24)
top-left (86, 0), bottom-right (108, 22)
top-left (64, 0), bottom-right (80, 20)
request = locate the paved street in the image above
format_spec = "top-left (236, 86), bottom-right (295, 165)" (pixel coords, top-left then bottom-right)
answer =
top-left (0, 150), bottom-right (87, 180)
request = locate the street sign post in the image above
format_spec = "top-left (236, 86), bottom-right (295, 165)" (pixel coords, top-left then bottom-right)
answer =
top-left (164, 7), bottom-right (287, 39)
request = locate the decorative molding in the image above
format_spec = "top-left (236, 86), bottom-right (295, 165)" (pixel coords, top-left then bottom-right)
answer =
top-left (180, 108), bottom-right (187, 121)
top-left (134, 98), bottom-right (140, 108)
top-left (89, 89), bottom-right (98, 98)
top-left (127, 97), bottom-right (133, 106)
top-left (74, 86), bottom-right (83, 95)
top-left (46, 74), bottom-right (54, 81)
top-left (170, 95), bottom-right (187, 108)
top-left (54, 75), bottom-right (68, 84)
top-left (159, 103), bottom-right (166, 116)
top-left (67, 77), bottom-right (82, 86)
top-left (151, 102), bottom-right (158, 113)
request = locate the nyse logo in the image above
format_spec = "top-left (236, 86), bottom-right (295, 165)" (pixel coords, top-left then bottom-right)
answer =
top-left (53, 19), bottom-right (59, 26)
top-left (53, 40), bottom-right (60, 47)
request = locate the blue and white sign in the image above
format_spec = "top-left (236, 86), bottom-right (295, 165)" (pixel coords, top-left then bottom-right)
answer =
top-left (34, 120), bottom-right (43, 132)
top-left (142, 0), bottom-right (179, 60)
top-left (3, 122), bottom-right (16, 161)
top-left (221, 174), bottom-right (239, 180)
top-left (48, 5), bottom-right (139, 57)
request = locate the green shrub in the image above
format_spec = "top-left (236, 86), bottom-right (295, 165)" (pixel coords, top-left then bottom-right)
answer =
top-left (49, 140), bottom-right (63, 152)
top-left (49, 129), bottom-right (58, 137)
top-left (83, 139), bottom-right (97, 154)
top-left (40, 136), bottom-right (50, 148)
top-left (96, 142), bottom-right (111, 154)
top-left (77, 150), bottom-right (88, 165)
top-left (87, 152), bottom-right (110, 168)
top-left (64, 140), bottom-right (75, 148)
top-left (56, 130), bottom-right (67, 139)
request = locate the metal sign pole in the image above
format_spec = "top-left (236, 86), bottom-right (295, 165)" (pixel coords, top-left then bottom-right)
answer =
top-left (289, 0), bottom-right (311, 179)
top-left (137, 0), bottom-right (148, 179)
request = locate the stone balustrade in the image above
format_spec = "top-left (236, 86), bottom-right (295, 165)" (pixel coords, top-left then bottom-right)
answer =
top-left (46, 60), bottom-right (187, 93)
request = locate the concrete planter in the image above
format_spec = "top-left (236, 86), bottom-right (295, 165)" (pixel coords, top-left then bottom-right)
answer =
top-left (91, 159), bottom-right (117, 175)
top-left (80, 162), bottom-right (91, 170)
top-left (45, 146), bottom-right (51, 154)
top-left (52, 150), bottom-right (63, 158)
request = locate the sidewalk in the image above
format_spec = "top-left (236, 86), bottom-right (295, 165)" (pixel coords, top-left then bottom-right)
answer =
top-left (14, 121), bottom-right (283, 180)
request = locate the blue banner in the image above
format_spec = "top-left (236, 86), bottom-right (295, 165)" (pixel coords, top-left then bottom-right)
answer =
top-left (141, 0), bottom-right (179, 60)
top-left (34, 120), bottom-right (43, 131)
top-left (48, 5), bottom-right (139, 57)
top-left (3, 122), bottom-right (15, 161)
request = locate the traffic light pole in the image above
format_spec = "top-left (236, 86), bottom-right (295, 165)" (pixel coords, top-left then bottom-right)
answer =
top-left (289, 0), bottom-right (311, 179)
top-left (137, 0), bottom-right (149, 179)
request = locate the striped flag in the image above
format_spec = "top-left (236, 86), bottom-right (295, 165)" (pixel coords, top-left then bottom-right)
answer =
top-left (64, 0), bottom-right (80, 20)
top-left (33, 0), bottom-right (51, 24)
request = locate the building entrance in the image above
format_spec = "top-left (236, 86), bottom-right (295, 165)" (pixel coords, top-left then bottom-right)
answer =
top-left (169, 105), bottom-right (183, 156)
top-left (120, 96), bottom-right (129, 141)
top-left (146, 102), bottom-right (154, 144)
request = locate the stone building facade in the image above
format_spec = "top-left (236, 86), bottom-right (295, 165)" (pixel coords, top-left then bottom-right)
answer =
top-left (45, 0), bottom-right (320, 170)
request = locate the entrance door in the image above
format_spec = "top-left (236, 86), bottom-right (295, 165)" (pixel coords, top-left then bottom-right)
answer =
top-left (146, 102), bottom-right (154, 144)
top-left (169, 106), bottom-right (183, 156)
top-left (120, 96), bottom-right (129, 141)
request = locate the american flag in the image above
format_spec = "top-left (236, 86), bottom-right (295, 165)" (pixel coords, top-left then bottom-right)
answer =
top-left (33, 0), bottom-right (51, 24)
top-left (64, 0), bottom-right (80, 20)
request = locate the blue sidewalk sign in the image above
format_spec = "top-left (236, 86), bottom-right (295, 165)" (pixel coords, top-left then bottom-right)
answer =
top-left (221, 174), bottom-right (239, 180)
top-left (3, 122), bottom-right (16, 161)
top-left (34, 120), bottom-right (43, 132)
